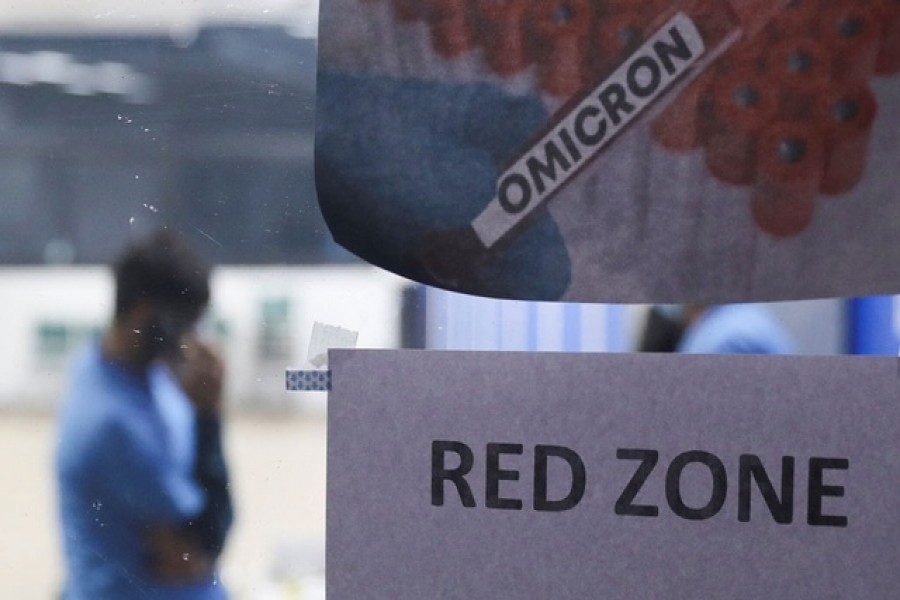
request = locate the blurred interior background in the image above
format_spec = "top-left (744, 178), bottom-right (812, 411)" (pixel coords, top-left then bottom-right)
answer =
top-left (2, 1), bottom-right (900, 599)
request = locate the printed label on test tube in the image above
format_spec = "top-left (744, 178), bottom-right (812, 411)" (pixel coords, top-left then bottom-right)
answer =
top-left (472, 12), bottom-right (705, 249)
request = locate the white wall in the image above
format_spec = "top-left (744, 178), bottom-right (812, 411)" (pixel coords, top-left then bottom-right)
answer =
top-left (425, 288), bottom-right (628, 352)
top-left (423, 296), bottom-right (847, 356)
top-left (0, 265), bottom-right (407, 410)
top-left (768, 299), bottom-right (846, 355)
top-left (212, 266), bottom-right (407, 412)
top-left (0, 267), bottom-right (112, 408)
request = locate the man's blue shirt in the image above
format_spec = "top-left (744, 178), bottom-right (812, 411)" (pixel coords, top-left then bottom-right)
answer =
top-left (56, 342), bottom-right (226, 599)
top-left (677, 304), bottom-right (795, 355)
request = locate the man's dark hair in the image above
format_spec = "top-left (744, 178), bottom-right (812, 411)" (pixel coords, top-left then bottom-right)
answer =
top-left (113, 229), bottom-right (211, 318)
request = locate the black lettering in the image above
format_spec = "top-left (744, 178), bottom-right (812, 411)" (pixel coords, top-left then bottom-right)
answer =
top-left (626, 55), bottom-right (662, 98)
top-left (526, 140), bottom-right (571, 195)
top-left (486, 443), bottom-right (523, 510)
top-left (573, 105), bottom-right (607, 146)
top-left (598, 83), bottom-right (635, 127)
top-left (557, 128), bottom-right (583, 164)
top-left (534, 445), bottom-right (586, 512)
top-left (738, 455), bottom-right (794, 524)
top-left (808, 457), bottom-right (848, 527)
top-left (653, 26), bottom-right (694, 75)
top-left (666, 450), bottom-right (727, 520)
top-left (497, 173), bottom-right (532, 214)
top-left (615, 448), bottom-right (659, 517)
top-left (431, 440), bottom-right (476, 507)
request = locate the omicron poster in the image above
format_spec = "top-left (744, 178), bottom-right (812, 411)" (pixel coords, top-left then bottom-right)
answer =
top-left (315, 0), bottom-right (900, 303)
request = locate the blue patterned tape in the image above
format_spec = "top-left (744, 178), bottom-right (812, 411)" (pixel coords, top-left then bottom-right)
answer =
top-left (285, 369), bottom-right (332, 391)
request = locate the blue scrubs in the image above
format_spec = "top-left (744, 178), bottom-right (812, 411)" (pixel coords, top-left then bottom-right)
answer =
top-left (56, 342), bottom-right (226, 599)
top-left (677, 304), bottom-right (795, 355)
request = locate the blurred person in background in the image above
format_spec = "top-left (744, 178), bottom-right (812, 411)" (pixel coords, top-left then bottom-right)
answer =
top-left (637, 304), bottom-right (688, 352)
top-left (55, 228), bottom-right (233, 599)
top-left (639, 304), bottom-right (795, 355)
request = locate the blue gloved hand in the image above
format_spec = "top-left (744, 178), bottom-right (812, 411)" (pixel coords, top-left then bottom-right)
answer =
top-left (316, 70), bottom-right (571, 300)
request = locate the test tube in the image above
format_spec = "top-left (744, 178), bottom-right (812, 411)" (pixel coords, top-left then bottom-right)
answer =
top-left (589, 9), bottom-right (650, 79)
top-left (751, 121), bottom-right (824, 237)
top-left (428, 0), bottom-right (477, 58)
top-left (814, 2), bottom-right (881, 81)
top-left (392, 0), bottom-right (423, 22)
top-left (431, 0), bottom-right (798, 276)
top-left (531, 0), bottom-right (595, 99)
top-left (875, 0), bottom-right (900, 74)
top-left (816, 81), bottom-right (878, 195)
top-left (706, 70), bottom-right (779, 185)
top-left (651, 70), bottom-right (716, 151)
top-left (764, 37), bottom-right (833, 120)
top-left (477, 0), bottom-right (532, 76)
top-left (767, 0), bottom-right (819, 41)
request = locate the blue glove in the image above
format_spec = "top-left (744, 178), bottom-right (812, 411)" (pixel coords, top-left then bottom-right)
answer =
top-left (316, 70), bottom-right (571, 300)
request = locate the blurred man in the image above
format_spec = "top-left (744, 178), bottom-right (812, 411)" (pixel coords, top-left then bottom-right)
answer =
top-left (638, 304), bottom-right (795, 354)
top-left (677, 304), bottom-right (795, 354)
top-left (56, 229), bottom-right (233, 599)
top-left (637, 304), bottom-right (688, 352)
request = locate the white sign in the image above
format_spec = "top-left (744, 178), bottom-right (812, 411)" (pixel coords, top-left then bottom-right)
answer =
top-left (328, 350), bottom-right (900, 598)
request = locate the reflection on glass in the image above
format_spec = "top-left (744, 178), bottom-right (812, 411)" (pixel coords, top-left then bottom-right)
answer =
top-left (0, 5), bottom-right (350, 599)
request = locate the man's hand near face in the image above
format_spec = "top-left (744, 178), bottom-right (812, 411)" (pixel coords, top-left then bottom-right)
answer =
top-left (168, 334), bottom-right (235, 563)
top-left (175, 337), bottom-right (225, 416)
